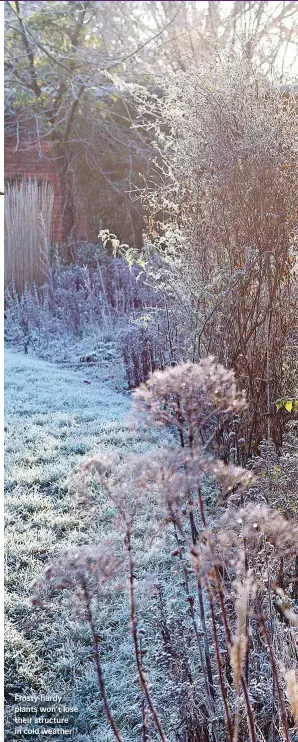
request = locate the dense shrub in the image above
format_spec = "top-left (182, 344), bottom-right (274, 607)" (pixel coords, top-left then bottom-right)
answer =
top-left (134, 56), bottom-right (298, 457)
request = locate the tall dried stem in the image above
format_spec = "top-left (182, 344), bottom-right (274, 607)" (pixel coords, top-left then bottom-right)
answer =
top-left (81, 578), bottom-right (123, 742)
top-left (125, 528), bottom-right (168, 742)
top-left (5, 179), bottom-right (54, 293)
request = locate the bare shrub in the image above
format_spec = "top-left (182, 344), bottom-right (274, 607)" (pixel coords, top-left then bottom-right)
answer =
top-left (134, 55), bottom-right (298, 457)
top-left (121, 325), bottom-right (163, 389)
top-left (120, 314), bottom-right (178, 389)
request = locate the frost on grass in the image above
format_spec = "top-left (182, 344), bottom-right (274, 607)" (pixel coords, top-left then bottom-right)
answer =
top-left (5, 348), bottom-right (167, 741)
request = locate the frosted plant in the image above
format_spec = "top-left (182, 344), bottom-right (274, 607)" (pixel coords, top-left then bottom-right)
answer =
top-left (32, 541), bottom-right (125, 742)
top-left (32, 361), bottom-right (298, 742)
top-left (248, 431), bottom-right (298, 519)
top-left (133, 357), bottom-right (246, 448)
top-left (285, 670), bottom-right (298, 732)
top-left (134, 53), bottom-right (298, 457)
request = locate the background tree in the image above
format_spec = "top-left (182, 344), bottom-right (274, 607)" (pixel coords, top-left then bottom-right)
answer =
top-left (4, 0), bottom-right (179, 244)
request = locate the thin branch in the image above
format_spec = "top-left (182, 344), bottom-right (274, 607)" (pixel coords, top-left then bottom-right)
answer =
top-left (125, 528), bottom-right (168, 742)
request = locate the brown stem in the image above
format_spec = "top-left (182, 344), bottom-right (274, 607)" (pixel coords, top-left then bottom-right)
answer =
top-left (196, 575), bottom-right (216, 706)
top-left (141, 697), bottom-right (149, 742)
top-left (197, 488), bottom-right (257, 742)
top-left (126, 529), bottom-right (168, 742)
top-left (294, 556), bottom-right (298, 601)
top-left (174, 528), bottom-right (215, 712)
top-left (188, 506), bottom-right (216, 707)
top-left (265, 546), bottom-right (277, 741)
top-left (189, 506), bottom-right (199, 544)
top-left (205, 579), bottom-right (234, 742)
top-left (258, 610), bottom-right (290, 742)
top-left (81, 580), bottom-right (123, 742)
top-left (243, 539), bottom-right (250, 686)
top-left (184, 473), bottom-right (216, 710)
top-left (140, 637), bottom-right (150, 742)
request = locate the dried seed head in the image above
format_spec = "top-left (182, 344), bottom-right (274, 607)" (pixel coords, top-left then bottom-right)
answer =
top-left (219, 504), bottom-right (298, 559)
top-left (31, 539), bottom-right (123, 608)
top-left (230, 635), bottom-right (248, 694)
top-left (132, 358), bottom-right (246, 442)
top-left (285, 670), bottom-right (298, 729)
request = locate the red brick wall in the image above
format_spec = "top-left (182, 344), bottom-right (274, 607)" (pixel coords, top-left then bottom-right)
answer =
top-left (73, 181), bottom-right (90, 241)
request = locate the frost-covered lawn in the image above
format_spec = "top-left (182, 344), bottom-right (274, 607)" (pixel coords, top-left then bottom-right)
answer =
top-left (5, 347), bottom-right (131, 491)
top-left (5, 348), bottom-right (166, 741)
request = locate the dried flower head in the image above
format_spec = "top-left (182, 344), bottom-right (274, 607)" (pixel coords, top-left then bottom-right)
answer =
top-left (230, 572), bottom-right (255, 693)
top-left (285, 670), bottom-right (298, 730)
top-left (133, 358), bottom-right (246, 445)
top-left (82, 447), bottom-right (253, 531)
top-left (218, 504), bottom-right (298, 558)
top-left (230, 635), bottom-right (248, 695)
top-left (31, 539), bottom-right (123, 609)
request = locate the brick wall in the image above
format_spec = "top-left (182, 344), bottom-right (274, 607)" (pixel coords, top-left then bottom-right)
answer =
top-left (73, 181), bottom-right (90, 241)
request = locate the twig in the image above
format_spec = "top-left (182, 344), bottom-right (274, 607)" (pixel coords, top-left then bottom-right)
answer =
top-left (81, 579), bottom-right (123, 742)
top-left (125, 529), bottom-right (168, 742)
